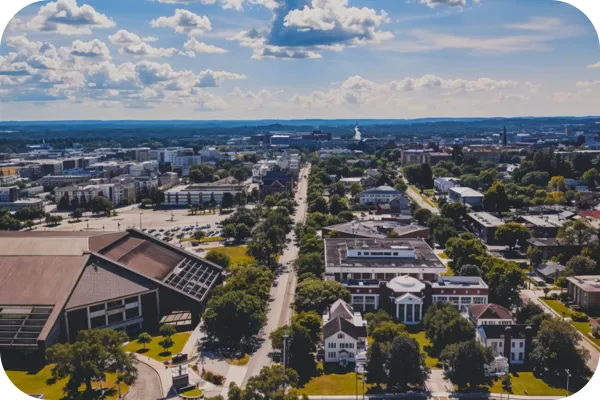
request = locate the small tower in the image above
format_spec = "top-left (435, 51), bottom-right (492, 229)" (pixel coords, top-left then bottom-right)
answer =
top-left (502, 126), bottom-right (507, 146)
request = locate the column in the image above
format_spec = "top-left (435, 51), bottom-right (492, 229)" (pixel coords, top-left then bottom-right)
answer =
top-left (396, 303), bottom-right (399, 320)
top-left (403, 304), bottom-right (407, 323)
top-left (412, 304), bottom-right (415, 323)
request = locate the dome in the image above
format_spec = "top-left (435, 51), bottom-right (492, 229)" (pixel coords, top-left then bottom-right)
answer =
top-left (386, 275), bottom-right (425, 292)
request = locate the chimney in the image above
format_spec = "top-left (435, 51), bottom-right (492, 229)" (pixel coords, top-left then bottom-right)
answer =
top-left (525, 325), bottom-right (533, 365)
top-left (504, 326), bottom-right (512, 363)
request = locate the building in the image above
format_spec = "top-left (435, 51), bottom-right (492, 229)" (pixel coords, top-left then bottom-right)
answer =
top-left (322, 220), bottom-right (429, 240)
top-left (0, 186), bottom-right (18, 203)
top-left (467, 212), bottom-right (504, 244)
top-left (20, 186), bottom-right (44, 198)
top-left (0, 198), bottom-right (44, 212)
top-left (322, 299), bottom-right (367, 363)
top-left (0, 174), bottom-right (19, 185)
top-left (566, 276), bottom-right (600, 311)
top-left (526, 237), bottom-right (583, 261)
top-left (339, 177), bottom-right (362, 190)
top-left (386, 275), bottom-right (427, 324)
top-left (536, 262), bottom-right (567, 282)
top-left (468, 304), bottom-right (514, 326)
top-left (359, 186), bottom-right (404, 205)
top-left (476, 324), bottom-right (536, 365)
top-left (164, 183), bottom-right (243, 206)
top-left (518, 214), bottom-right (570, 238)
top-left (434, 177), bottom-right (461, 193)
top-left (38, 175), bottom-right (92, 190)
top-left (55, 181), bottom-right (136, 207)
top-left (431, 276), bottom-right (489, 312)
top-left (0, 230), bottom-right (222, 357)
top-left (159, 172), bottom-right (180, 188)
top-left (134, 147), bottom-right (151, 162)
top-left (270, 135), bottom-right (292, 148)
top-left (448, 187), bottom-right (484, 208)
top-left (324, 238), bottom-right (446, 283)
top-left (261, 170), bottom-right (294, 198)
top-left (401, 150), bottom-right (428, 166)
top-left (429, 152), bottom-right (453, 166)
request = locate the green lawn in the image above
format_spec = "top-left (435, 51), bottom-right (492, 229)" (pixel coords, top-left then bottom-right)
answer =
top-left (299, 363), bottom-right (373, 395)
top-left (438, 252), bottom-right (448, 259)
top-left (405, 325), bottom-right (440, 369)
top-left (123, 332), bottom-right (191, 362)
top-left (540, 299), bottom-right (600, 349)
top-left (179, 386), bottom-right (203, 397)
top-left (408, 186), bottom-right (437, 208)
top-left (488, 370), bottom-right (569, 396)
top-left (5, 364), bottom-right (128, 400)
top-left (208, 246), bottom-right (255, 265)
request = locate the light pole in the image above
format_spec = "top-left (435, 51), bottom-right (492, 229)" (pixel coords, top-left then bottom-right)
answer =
top-left (139, 212), bottom-right (143, 230)
top-left (565, 369), bottom-right (571, 397)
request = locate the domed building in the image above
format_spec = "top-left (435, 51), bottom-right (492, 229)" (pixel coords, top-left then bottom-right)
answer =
top-left (386, 275), bottom-right (427, 324)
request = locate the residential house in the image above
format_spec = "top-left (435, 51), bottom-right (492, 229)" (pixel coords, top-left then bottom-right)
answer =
top-left (359, 186), bottom-right (404, 205)
top-left (467, 212), bottom-right (503, 244)
top-left (448, 187), bottom-right (484, 208)
top-left (434, 177), bottom-right (461, 193)
top-left (322, 299), bottom-right (367, 363)
top-left (536, 262), bottom-right (567, 282)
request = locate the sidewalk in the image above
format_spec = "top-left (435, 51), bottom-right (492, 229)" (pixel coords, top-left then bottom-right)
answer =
top-left (220, 365), bottom-right (248, 397)
top-left (307, 393), bottom-right (562, 400)
top-left (134, 353), bottom-right (173, 398)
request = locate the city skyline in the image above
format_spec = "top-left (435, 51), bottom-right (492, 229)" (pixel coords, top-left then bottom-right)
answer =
top-left (0, 0), bottom-right (599, 121)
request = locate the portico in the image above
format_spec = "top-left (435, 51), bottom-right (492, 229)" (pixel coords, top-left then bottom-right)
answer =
top-left (393, 293), bottom-right (423, 324)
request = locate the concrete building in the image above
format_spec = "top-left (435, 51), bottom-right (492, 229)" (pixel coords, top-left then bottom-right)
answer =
top-left (322, 220), bottom-right (429, 240)
top-left (39, 175), bottom-right (92, 190)
top-left (434, 177), bottom-right (461, 193)
top-left (159, 172), bottom-right (179, 188)
top-left (322, 299), bottom-right (367, 364)
top-left (134, 147), bottom-right (151, 162)
top-left (567, 276), bottom-right (600, 311)
top-left (164, 183), bottom-right (243, 206)
top-left (359, 186), bottom-right (404, 205)
top-left (448, 187), bottom-right (484, 208)
top-left (467, 212), bottom-right (504, 244)
top-left (431, 276), bottom-right (489, 312)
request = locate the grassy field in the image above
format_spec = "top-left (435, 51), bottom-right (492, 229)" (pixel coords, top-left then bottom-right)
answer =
top-left (488, 370), bottom-right (568, 396)
top-left (438, 252), bottom-right (448, 259)
top-left (5, 364), bottom-right (128, 400)
top-left (409, 186), bottom-right (437, 208)
top-left (208, 246), bottom-right (255, 265)
top-left (179, 386), bottom-right (203, 397)
top-left (541, 299), bottom-right (600, 349)
top-left (299, 363), bottom-right (373, 395)
top-left (123, 332), bottom-right (190, 362)
top-left (405, 325), bottom-right (440, 369)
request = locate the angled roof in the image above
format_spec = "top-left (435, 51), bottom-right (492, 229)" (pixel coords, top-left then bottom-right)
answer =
top-left (537, 262), bottom-right (566, 277)
top-left (323, 316), bottom-right (366, 340)
top-left (469, 304), bottom-right (513, 321)
top-left (480, 324), bottom-right (537, 340)
top-left (360, 185), bottom-right (400, 195)
top-left (327, 299), bottom-right (355, 321)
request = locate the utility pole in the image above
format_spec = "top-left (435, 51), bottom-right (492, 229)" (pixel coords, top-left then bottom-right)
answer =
top-left (139, 212), bottom-right (143, 230)
top-left (565, 369), bottom-right (571, 397)
top-left (283, 329), bottom-right (289, 368)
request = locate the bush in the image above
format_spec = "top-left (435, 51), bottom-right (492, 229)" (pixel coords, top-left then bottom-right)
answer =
top-left (558, 292), bottom-right (570, 302)
top-left (202, 370), bottom-right (225, 386)
top-left (549, 292), bottom-right (559, 300)
top-left (571, 312), bottom-right (589, 322)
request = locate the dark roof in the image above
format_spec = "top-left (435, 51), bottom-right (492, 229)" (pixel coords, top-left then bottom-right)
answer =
top-left (469, 304), bottom-right (513, 321)
top-left (66, 255), bottom-right (157, 310)
top-left (322, 221), bottom-right (428, 239)
top-left (323, 316), bottom-right (366, 340)
top-left (537, 262), bottom-right (567, 277)
top-left (328, 300), bottom-right (354, 321)
top-left (481, 324), bottom-right (537, 340)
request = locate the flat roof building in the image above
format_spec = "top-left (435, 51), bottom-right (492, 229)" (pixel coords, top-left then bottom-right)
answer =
top-left (567, 275), bottom-right (600, 311)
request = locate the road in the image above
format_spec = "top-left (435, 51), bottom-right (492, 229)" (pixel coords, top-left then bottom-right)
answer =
top-left (127, 360), bottom-right (162, 400)
top-left (400, 174), bottom-right (439, 215)
top-left (521, 290), bottom-right (599, 372)
top-left (240, 164), bottom-right (310, 386)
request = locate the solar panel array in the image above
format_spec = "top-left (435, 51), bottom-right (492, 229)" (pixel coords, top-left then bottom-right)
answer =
top-left (0, 306), bottom-right (53, 347)
top-left (163, 257), bottom-right (219, 301)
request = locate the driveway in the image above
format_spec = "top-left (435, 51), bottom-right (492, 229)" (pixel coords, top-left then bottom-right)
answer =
top-left (128, 361), bottom-right (162, 400)
top-left (426, 369), bottom-right (452, 393)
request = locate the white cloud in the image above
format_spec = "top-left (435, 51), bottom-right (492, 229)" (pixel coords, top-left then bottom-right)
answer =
top-left (70, 39), bottom-right (111, 60)
top-left (419, 0), bottom-right (468, 8)
top-left (196, 69), bottom-right (247, 87)
top-left (24, 0), bottom-right (116, 35)
top-left (184, 38), bottom-right (228, 55)
top-left (151, 9), bottom-right (212, 37)
top-left (109, 30), bottom-right (180, 58)
top-left (506, 16), bottom-right (563, 32)
top-left (575, 80), bottom-right (600, 88)
top-left (108, 30), bottom-right (146, 45)
top-left (587, 62), bottom-right (600, 69)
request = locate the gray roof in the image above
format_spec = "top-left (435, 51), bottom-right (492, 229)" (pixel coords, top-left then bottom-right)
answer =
top-left (360, 186), bottom-right (401, 195)
top-left (537, 262), bottom-right (566, 277)
top-left (323, 316), bottom-right (366, 340)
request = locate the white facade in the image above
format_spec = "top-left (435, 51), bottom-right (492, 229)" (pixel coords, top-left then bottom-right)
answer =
top-left (324, 333), bottom-right (359, 363)
top-left (359, 186), bottom-right (403, 205)
top-left (434, 177), bottom-right (461, 193)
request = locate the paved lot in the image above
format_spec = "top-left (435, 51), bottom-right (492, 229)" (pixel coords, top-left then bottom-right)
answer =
top-left (127, 361), bottom-right (162, 400)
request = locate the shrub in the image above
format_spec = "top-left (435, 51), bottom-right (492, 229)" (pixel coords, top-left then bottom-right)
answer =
top-left (558, 292), bottom-right (570, 302)
top-left (202, 370), bottom-right (225, 386)
top-left (571, 312), bottom-right (589, 322)
top-left (549, 292), bottom-right (559, 300)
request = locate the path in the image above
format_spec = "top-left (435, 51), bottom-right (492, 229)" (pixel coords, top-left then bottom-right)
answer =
top-left (127, 359), bottom-right (163, 400)
top-left (401, 175), bottom-right (439, 215)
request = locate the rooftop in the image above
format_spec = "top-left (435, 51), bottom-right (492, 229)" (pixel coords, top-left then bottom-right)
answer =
top-left (566, 275), bottom-right (600, 292)
top-left (360, 185), bottom-right (401, 194)
top-left (323, 220), bottom-right (428, 239)
top-left (449, 187), bottom-right (484, 197)
top-left (469, 304), bottom-right (513, 321)
top-left (468, 212), bottom-right (504, 228)
top-left (432, 276), bottom-right (488, 289)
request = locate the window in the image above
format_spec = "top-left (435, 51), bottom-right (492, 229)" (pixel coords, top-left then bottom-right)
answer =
top-left (90, 315), bottom-right (106, 328)
top-left (107, 300), bottom-right (123, 310)
top-left (519, 342), bottom-right (524, 348)
top-left (393, 252), bottom-right (398, 256)
top-left (108, 312), bottom-right (124, 324)
top-left (125, 307), bottom-right (139, 320)
top-left (519, 353), bottom-right (524, 361)
top-left (328, 342), bottom-right (336, 349)
top-left (511, 342), bottom-right (515, 348)
top-left (511, 353), bottom-right (515, 361)
top-left (474, 297), bottom-right (485, 304)
top-left (338, 333), bottom-right (344, 339)
top-left (125, 296), bottom-right (138, 304)
top-left (90, 304), bottom-right (105, 313)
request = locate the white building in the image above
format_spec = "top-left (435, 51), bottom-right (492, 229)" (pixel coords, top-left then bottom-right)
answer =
top-left (164, 183), bottom-right (244, 206)
top-left (359, 186), bottom-right (403, 205)
top-left (322, 299), bottom-right (367, 364)
top-left (448, 187), bottom-right (484, 208)
top-left (434, 177), bottom-right (461, 193)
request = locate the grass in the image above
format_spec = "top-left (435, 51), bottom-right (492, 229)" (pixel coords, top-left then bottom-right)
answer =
top-left (441, 267), bottom-right (454, 277)
top-left (540, 299), bottom-right (600, 350)
top-left (488, 369), bottom-right (569, 396)
top-left (405, 325), bottom-right (440, 369)
top-left (226, 353), bottom-right (250, 366)
top-left (438, 252), bottom-right (448, 259)
top-left (408, 185), bottom-right (438, 208)
top-left (200, 236), bottom-right (224, 243)
top-left (123, 332), bottom-right (191, 362)
top-left (5, 364), bottom-right (128, 400)
top-left (179, 387), bottom-right (203, 397)
top-left (299, 363), bottom-right (373, 395)
top-left (208, 246), bottom-right (255, 265)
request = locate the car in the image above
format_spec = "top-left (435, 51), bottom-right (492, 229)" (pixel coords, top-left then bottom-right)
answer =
top-left (272, 281), bottom-right (279, 287)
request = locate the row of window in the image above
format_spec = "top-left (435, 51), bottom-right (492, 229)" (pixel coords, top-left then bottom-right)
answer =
top-left (327, 352), bottom-right (355, 359)
top-left (90, 296), bottom-right (138, 313)
top-left (90, 307), bottom-right (140, 329)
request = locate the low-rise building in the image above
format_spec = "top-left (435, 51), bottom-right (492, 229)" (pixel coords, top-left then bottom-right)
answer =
top-left (359, 186), bottom-right (404, 205)
top-left (261, 170), bottom-right (293, 198)
top-left (476, 324), bottom-right (536, 365)
top-left (448, 187), bottom-right (484, 208)
top-left (322, 220), bottom-right (429, 240)
top-left (434, 177), bottom-right (461, 193)
top-left (566, 275), bottom-right (600, 311)
top-left (431, 276), bottom-right (489, 312)
top-left (467, 212), bottom-right (503, 244)
top-left (536, 262), bottom-right (567, 282)
top-left (164, 183), bottom-right (244, 206)
top-left (322, 299), bottom-right (367, 364)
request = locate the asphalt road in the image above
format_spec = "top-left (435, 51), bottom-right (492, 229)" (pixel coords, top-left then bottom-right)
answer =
top-left (241, 164), bottom-right (310, 386)
top-left (127, 360), bottom-right (162, 400)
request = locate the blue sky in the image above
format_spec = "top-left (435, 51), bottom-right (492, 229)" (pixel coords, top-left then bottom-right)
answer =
top-left (0, 0), bottom-right (598, 120)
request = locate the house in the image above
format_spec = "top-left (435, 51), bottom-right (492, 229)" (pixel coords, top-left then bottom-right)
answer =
top-left (448, 187), bottom-right (484, 208)
top-left (359, 186), bottom-right (404, 205)
top-left (386, 276), bottom-right (427, 324)
top-left (261, 170), bottom-right (294, 198)
top-left (468, 304), bottom-right (514, 326)
top-left (526, 237), bottom-right (583, 261)
top-left (339, 177), bottom-right (362, 190)
top-left (536, 261), bottom-right (567, 282)
top-left (566, 275), bottom-right (600, 311)
top-left (434, 177), bottom-right (461, 193)
top-left (388, 195), bottom-right (411, 215)
top-left (0, 230), bottom-right (222, 358)
top-left (467, 212), bottom-right (503, 244)
top-left (475, 324), bottom-right (536, 365)
top-left (322, 299), bottom-right (367, 363)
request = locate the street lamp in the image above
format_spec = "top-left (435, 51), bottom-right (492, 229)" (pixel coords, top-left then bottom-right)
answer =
top-left (565, 369), bottom-right (571, 397)
top-left (139, 212), bottom-right (143, 230)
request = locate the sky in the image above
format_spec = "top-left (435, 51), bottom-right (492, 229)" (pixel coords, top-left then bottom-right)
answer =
top-left (0, 0), bottom-right (599, 121)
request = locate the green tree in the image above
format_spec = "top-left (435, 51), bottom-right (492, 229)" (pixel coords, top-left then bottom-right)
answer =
top-left (296, 252), bottom-right (324, 277)
top-left (365, 341), bottom-right (388, 386)
top-left (365, 309), bottom-right (393, 337)
top-left (483, 182), bottom-right (510, 212)
top-left (328, 194), bottom-right (348, 216)
top-left (71, 208), bottom-right (83, 220)
top-left (159, 323), bottom-right (176, 339)
top-left (419, 163), bottom-right (434, 189)
top-left (434, 225), bottom-right (458, 248)
top-left (515, 302), bottom-right (551, 325)
top-left (137, 332), bottom-right (152, 350)
top-left (413, 208), bottom-right (432, 226)
top-left (440, 202), bottom-right (468, 224)
top-left (387, 335), bottom-right (430, 391)
top-left (445, 237), bottom-right (487, 271)
top-left (46, 329), bottom-right (137, 398)
top-left (371, 321), bottom-right (407, 344)
top-left (558, 219), bottom-right (594, 246)
top-left (350, 182), bottom-right (363, 196)
top-left (526, 245), bottom-right (542, 267)
top-left (439, 340), bottom-right (493, 389)
top-left (458, 264), bottom-right (483, 277)
top-left (309, 196), bottom-right (329, 214)
top-left (548, 176), bottom-right (567, 191)
top-left (222, 192), bottom-right (234, 208)
top-left (90, 196), bottom-right (114, 214)
top-left (530, 319), bottom-right (591, 381)
top-left (485, 259), bottom-right (524, 309)
top-left (294, 278), bottom-right (351, 314)
top-left (233, 223), bottom-right (252, 242)
top-left (582, 168), bottom-right (600, 188)
top-left (423, 303), bottom-right (475, 355)
top-left (244, 365), bottom-right (299, 400)
top-left (566, 255), bottom-right (597, 276)
top-left (206, 250), bottom-right (231, 269)
top-left (193, 230), bottom-right (206, 240)
top-left (494, 222), bottom-right (531, 249)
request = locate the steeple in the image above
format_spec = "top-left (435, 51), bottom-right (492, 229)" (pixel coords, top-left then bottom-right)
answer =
top-left (502, 126), bottom-right (507, 146)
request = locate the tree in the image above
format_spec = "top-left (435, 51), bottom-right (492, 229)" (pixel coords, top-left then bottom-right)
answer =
top-left (193, 230), bottom-right (206, 240)
top-left (0, 212), bottom-right (22, 231)
top-left (445, 237), bottom-right (487, 271)
top-left (387, 335), bottom-right (430, 391)
top-left (440, 340), bottom-right (493, 389)
top-left (71, 208), bottom-right (83, 220)
top-left (160, 336), bottom-right (174, 353)
top-left (137, 332), bottom-right (152, 350)
top-left (458, 264), bottom-right (483, 277)
top-left (159, 323), bottom-right (176, 339)
top-left (419, 163), bottom-right (434, 189)
top-left (245, 365), bottom-right (299, 400)
top-left (516, 302), bottom-right (551, 325)
top-left (483, 182), bottom-right (510, 212)
top-left (582, 168), bottom-right (600, 188)
top-left (90, 196), bottom-right (114, 215)
top-left (234, 223), bottom-right (252, 242)
top-left (548, 176), bottom-right (567, 191)
top-left (328, 194), bottom-right (348, 216)
top-left (413, 208), bottom-right (432, 226)
top-left (371, 321), bottom-right (407, 344)
top-left (423, 303), bottom-right (475, 355)
top-left (222, 192), bottom-right (234, 208)
top-left (296, 252), bottom-right (324, 277)
top-left (294, 278), bottom-right (351, 314)
top-left (402, 165), bottom-right (421, 184)
top-left (526, 245), bottom-right (542, 268)
top-left (46, 329), bottom-right (137, 398)
top-left (206, 250), bottom-right (231, 269)
top-left (202, 290), bottom-right (266, 347)
top-left (440, 202), bottom-right (468, 224)
top-left (494, 223), bottom-right (531, 249)
top-left (308, 196), bottom-right (329, 214)
top-left (366, 341), bottom-right (388, 386)
top-left (58, 193), bottom-right (70, 210)
top-left (530, 319), bottom-right (590, 381)
top-left (566, 255), bottom-right (597, 276)
top-left (434, 225), bottom-right (458, 248)
top-left (485, 259), bottom-right (524, 309)
top-left (350, 182), bottom-right (363, 196)
top-left (365, 309), bottom-right (393, 337)
top-left (558, 219), bottom-right (594, 246)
